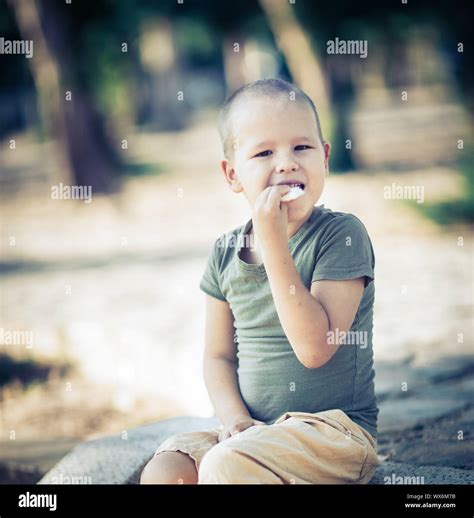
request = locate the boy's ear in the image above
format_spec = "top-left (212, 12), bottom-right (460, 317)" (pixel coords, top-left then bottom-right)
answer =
top-left (323, 141), bottom-right (331, 177)
top-left (221, 159), bottom-right (243, 193)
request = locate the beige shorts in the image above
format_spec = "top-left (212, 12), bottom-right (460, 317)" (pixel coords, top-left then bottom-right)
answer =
top-left (153, 408), bottom-right (380, 484)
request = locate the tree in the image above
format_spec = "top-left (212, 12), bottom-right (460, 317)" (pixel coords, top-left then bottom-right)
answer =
top-left (10, 0), bottom-right (121, 193)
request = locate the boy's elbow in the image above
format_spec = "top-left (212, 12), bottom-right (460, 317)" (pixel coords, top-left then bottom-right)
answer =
top-left (297, 345), bottom-right (338, 369)
top-left (298, 355), bottom-right (327, 369)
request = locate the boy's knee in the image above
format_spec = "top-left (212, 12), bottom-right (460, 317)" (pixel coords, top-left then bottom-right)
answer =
top-left (198, 444), bottom-right (243, 484)
top-left (140, 451), bottom-right (197, 484)
top-left (140, 456), bottom-right (164, 484)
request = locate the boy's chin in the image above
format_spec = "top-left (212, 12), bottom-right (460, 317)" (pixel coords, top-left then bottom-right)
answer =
top-left (285, 197), bottom-right (310, 212)
top-left (286, 200), bottom-right (314, 220)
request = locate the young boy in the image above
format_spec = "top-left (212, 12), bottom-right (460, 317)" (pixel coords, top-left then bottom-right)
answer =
top-left (140, 78), bottom-right (379, 484)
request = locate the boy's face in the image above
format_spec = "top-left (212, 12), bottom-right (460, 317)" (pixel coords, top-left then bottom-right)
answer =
top-left (221, 96), bottom-right (330, 227)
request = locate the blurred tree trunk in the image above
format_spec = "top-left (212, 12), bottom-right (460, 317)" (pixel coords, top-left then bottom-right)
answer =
top-left (138, 18), bottom-right (187, 130)
top-left (8, 0), bottom-right (70, 185)
top-left (222, 33), bottom-right (248, 94)
top-left (258, 0), bottom-right (331, 126)
top-left (326, 58), bottom-right (356, 170)
top-left (10, 0), bottom-right (120, 193)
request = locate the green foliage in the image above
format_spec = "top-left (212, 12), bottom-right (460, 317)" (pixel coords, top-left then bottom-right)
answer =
top-left (175, 17), bottom-right (221, 66)
top-left (121, 162), bottom-right (165, 177)
top-left (418, 150), bottom-right (474, 225)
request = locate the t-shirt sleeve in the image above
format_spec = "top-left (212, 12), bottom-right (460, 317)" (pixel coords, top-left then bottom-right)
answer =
top-left (199, 236), bottom-right (227, 301)
top-left (312, 214), bottom-right (375, 287)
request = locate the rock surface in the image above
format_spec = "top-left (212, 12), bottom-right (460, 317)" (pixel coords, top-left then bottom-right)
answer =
top-left (39, 416), bottom-right (220, 485)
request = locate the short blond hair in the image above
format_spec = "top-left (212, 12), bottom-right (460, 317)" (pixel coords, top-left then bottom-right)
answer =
top-left (218, 78), bottom-right (324, 160)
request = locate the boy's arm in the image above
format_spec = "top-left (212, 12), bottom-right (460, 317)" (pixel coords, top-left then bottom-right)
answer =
top-left (252, 186), bottom-right (365, 369)
top-left (263, 246), bottom-right (364, 368)
top-left (202, 294), bottom-right (251, 427)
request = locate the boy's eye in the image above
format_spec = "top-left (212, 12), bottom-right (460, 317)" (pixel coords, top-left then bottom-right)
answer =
top-left (254, 150), bottom-right (272, 158)
top-left (253, 145), bottom-right (312, 158)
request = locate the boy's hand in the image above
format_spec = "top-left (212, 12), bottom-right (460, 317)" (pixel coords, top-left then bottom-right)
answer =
top-left (218, 414), bottom-right (266, 442)
top-left (252, 185), bottom-right (292, 254)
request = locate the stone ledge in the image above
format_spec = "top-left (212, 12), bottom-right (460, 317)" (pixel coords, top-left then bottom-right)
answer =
top-left (38, 416), bottom-right (219, 485)
top-left (38, 416), bottom-right (474, 485)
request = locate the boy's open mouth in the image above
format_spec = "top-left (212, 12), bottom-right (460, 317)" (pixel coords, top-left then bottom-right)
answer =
top-left (291, 183), bottom-right (305, 191)
top-left (276, 181), bottom-right (305, 190)
top-left (280, 183), bottom-right (306, 202)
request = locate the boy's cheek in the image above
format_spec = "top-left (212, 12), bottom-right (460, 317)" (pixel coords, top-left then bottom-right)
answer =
top-left (242, 188), bottom-right (259, 206)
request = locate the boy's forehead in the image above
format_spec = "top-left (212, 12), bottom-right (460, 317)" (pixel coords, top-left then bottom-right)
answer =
top-left (233, 95), bottom-right (295, 125)
top-left (231, 96), bottom-right (318, 145)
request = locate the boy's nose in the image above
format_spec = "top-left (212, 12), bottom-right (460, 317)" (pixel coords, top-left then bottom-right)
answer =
top-left (277, 162), bottom-right (299, 173)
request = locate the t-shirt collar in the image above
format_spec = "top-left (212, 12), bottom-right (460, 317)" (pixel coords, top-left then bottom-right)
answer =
top-left (236, 205), bottom-right (322, 272)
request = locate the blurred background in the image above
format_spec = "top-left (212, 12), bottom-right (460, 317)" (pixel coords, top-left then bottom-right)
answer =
top-left (0, 0), bottom-right (472, 482)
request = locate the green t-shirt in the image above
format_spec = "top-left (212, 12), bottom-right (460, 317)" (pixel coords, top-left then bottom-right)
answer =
top-left (199, 204), bottom-right (379, 438)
